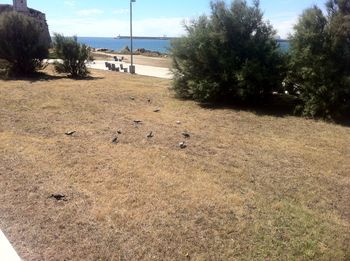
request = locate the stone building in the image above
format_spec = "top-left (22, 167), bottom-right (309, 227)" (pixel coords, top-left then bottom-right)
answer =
top-left (0, 0), bottom-right (51, 45)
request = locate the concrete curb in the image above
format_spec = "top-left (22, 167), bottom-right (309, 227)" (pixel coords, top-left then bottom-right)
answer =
top-left (0, 230), bottom-right (21, 261)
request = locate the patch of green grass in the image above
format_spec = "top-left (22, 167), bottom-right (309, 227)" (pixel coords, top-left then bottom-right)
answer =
top-left (243, 200), bottom-right (349, 261)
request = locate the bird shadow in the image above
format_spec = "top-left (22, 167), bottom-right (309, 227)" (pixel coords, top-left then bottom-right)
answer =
top-left (199, 94), bottom-right (298, 118)
top-left (29, 72), bottom-right (104, 82)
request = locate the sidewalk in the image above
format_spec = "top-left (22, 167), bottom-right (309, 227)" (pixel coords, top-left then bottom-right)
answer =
top-left (86, 60), bottom-right (173, 79)
top-left (0, 230), bottom-right (21, 261)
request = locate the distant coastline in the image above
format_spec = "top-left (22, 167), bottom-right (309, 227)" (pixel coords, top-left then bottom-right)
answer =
top-left (115, 36), bottom-right (177, 40)
top-left (115, 35), bottom-right (289, 42)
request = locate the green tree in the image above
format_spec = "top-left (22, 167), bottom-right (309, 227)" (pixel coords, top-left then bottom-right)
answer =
top-left (171, 0), bottom-right (286, 104)
top-left (0, 12), bottom-right (49, 76)
top-left (53, 33), bottom-right (93, 78)
top-left (289, 0), bottom-right (350, 118)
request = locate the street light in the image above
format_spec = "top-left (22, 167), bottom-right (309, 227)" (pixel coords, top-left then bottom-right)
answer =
top-left (129, 0), bottom-right (136, 74)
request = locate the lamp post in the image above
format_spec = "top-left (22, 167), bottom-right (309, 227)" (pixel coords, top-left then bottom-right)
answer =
top-left (129, 0), bottom-right (136, 74)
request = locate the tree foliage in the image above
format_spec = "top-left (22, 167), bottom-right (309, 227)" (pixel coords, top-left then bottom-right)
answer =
top-left (289, 0), bottom-right (350, 118)
top-left (0, 12), bottom-right (49, 76)
top-left (53, 33), bottom-right (93, 78)
top-left (171, 0), bottom-right (286, 103)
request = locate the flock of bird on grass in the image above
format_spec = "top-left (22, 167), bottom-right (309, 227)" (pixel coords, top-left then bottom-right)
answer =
top-left (49, 96), bottom-right (192, 202)
top-left (63, 96), bottom-right (191, 149)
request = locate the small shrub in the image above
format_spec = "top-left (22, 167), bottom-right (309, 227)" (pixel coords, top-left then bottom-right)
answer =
top-left (0, 12), bottom-right (49, 76)
top-left (0, 59), bottom-right (10, 78)
top-left (53, 33), bottom-right (93, 78)
top-left (119, 46), bottom-right (131, 54)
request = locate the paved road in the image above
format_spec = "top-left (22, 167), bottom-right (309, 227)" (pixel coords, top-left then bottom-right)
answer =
top-left (87, 60), bottom-right (173, 79)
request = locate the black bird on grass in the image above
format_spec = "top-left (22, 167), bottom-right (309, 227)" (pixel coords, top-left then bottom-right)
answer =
top-left (182, 131), bottom-right (191, 138)
top-left (147, 131), bottom-right (154, 138)
top-left (179, 142), bottom-right (187, 149)
top-left (49, 194), bottom-right (67, 201)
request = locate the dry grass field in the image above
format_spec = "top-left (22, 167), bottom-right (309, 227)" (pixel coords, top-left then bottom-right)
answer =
top-left (0, 67), bottom-right (349, 260)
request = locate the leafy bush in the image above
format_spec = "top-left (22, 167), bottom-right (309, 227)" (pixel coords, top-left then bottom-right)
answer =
top-left (0, 59), bottom-right (10, 78)
top-left (170, 0), bottom-right (286, 104)
top-left (289, 0), bottom-right (350, 119)
top-left (0, 12), bottom-right (49, 76)
top-left (53, 33), bottom-right (93, 78)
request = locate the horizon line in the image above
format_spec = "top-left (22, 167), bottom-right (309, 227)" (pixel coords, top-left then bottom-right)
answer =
top-left (49, 35), bottom-right (289, 41)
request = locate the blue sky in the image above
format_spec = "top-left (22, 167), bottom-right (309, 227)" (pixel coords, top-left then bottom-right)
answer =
top-left (2, 0), bottom-right (326, 37)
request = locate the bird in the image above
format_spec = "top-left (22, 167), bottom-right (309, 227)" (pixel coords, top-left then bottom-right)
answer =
top-left (134, 120), bottom-right (142, 124)
top-left (176, 121), bottom-right (181, 125)
top-left (147, 131), bottom-right (154, 138)
top-left (182, 131), bottom-right (191, 138)
top-left (49, 194), bottom-right (67, 201)
top-left (65, 131), bottom-right (76, 136)
top-left (112, 137), bottom-right (119, 144)
top-left (179, 142), bottom-right (187, 149)
top-left (129, 96), bottom-right (135, 100)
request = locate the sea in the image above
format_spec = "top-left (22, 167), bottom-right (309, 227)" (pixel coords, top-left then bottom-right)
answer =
top-left (77, 37), bottom-right (171, 53)
top-left (77, 37), bottom-right (290, 54)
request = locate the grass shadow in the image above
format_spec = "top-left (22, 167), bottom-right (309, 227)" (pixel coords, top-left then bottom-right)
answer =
top-left (70, 75), bottom-right (105, 81)
top-left (334, 117), bottom-right (350, 128)
top-left (199, 94), bottom-right (299, 118)
top-left (1, 72), bottom-right (104, 83)
top-left (199, 94), bottom-right (350, 127)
